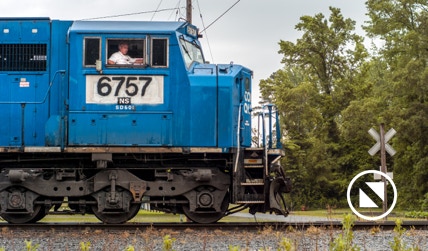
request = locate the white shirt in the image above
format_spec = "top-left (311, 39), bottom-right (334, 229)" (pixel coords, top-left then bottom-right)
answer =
top-left (109, 51), bottom-right (136, 64)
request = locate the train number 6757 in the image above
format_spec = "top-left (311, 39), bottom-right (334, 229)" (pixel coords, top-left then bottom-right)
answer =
top-left (97, 76), bottom-right (152, 97)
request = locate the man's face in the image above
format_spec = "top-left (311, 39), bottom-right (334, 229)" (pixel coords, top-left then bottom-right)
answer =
top-left (119, 44), bottom-right (129, 55)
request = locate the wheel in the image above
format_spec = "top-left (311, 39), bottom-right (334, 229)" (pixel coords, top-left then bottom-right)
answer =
top-left (182, 192), bottom-right (229, 224)
top-left (92, 203), bottom-right (140, 224)
top-left (28, 206), bottom-right (48, 223)
top-left (91, 187), bottom-right (141, 224)
top-left (0, 188), bottom-right (45, 224)
top-left (0, 205), bottom-right (44, 224)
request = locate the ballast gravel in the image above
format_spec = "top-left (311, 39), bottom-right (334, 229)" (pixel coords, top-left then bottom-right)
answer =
top-left (0, 227), bottom-right (427, 250)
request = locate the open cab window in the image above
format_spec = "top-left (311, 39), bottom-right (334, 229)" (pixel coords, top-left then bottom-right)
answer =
top-left (107, 39), bottom-right (145, 66)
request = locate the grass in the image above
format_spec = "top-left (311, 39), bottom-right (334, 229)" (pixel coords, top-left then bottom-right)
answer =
top-left (31, 209), bottom-right (254, 223)
top-left (0, 205), bottom-right (422, 223)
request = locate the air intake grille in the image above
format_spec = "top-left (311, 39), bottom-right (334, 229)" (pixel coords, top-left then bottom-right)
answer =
top-left (0, 44), bottom-right (47, 71)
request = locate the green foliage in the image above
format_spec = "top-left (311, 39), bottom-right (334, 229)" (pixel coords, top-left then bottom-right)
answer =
top-left (124, 245), bottom-right (135, 251)
top-left (404, 211), bottom-right (428, 219)
top-left (228, 246), bottom-right (241, 251)
top-left (364, 0), bottom-right (428, 210)
top-left (261, 7), bottom-right (367, 208)
top-left (390, 219), bottom-right (414, 251)
top-left (278, 237), bottom-right (295, 251)
top-left (24, 240), bottom-right (39, 251)
top-left (162, 234), bottom-right (176, 251)
top-left (260, 0), bottom-right (428, 210)
top-left (329, 214), bottom-right (360, 251)
top-left (79, 241), bottom-right (91, 251)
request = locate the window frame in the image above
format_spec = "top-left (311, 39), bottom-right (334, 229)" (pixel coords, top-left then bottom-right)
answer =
top-left (179, 37), bottom-right (204, 69)
top-left (83, 37), bottom-right (101, 67)
top-left (150, 37), bottom-right (169, 68)
top-left (106, 38), bottom-right (146, 67)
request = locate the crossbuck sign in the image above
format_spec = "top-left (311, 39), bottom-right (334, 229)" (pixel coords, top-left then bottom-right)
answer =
top-left (368, 128), bottom-right (397, 156)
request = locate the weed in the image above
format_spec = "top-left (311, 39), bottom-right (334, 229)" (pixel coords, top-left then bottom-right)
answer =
top-left (162, 234), bottom-right (176, 251)
top-left (390, 219), bottom-right (421, 251)
top-left (278, 237), bottom-right (295, 251)
top-left (329, 214), bottom-right (360, 251)
top-left (370, 226), bottom-right (380, 235)
top-left (326, 204), bottom-right (337, 220)
top-left (79, 241), bottom-right (90, 251)
top-left (286, 225), bottom-right (295, 233)
top-left (228, 245), bottom-right (241, 251)
top-left (306, 225), bottom-right (322, 235)
top-left (124, 245), bottom-right (135, 251)
top-left (24, 240), bottom-right (40, 251)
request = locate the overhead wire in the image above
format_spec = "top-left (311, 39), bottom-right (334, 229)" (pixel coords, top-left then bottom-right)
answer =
top-left (195, 0), bottom-right (214, 63)
top-left (150, 0), bottom-right (164, 21)
top-left (200, 0), bottom-right (241, 33)
top-left (168, 0), bottom-right (183, 21)
top-left (80, 0), bottom-right (240, 64)
top-left (80, 8), bottom-right (181, 21)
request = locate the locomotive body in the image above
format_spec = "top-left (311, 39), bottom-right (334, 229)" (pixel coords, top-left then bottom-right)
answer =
top-left (0, 18), bottom-right (290, 223)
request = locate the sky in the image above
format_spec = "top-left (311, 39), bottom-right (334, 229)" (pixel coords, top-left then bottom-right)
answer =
top-left (0, 0), bottom-right (368, 102)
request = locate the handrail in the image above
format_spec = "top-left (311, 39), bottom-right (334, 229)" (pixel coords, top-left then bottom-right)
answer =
top-left (233, 103), bottom-right (242, 173)
top-left (257, 104), bottom-right (281, 149)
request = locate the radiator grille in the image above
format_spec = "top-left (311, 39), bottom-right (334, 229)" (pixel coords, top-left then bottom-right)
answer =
top-left (0, 44), bottom-right (47, 71)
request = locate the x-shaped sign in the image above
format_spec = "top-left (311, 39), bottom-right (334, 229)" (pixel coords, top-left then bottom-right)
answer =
top-left (368, 128), bottom-right (396, 156)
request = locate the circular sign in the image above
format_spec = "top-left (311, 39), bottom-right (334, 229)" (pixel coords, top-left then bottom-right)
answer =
top-left (347, 170), bottom-right (397, 221)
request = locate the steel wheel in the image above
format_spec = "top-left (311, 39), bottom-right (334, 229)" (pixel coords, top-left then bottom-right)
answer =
top-left (182, 193), bottom-right (229, 224)
top-left (0, 205), bottom-right (44, 224)
top-left (91, 188), bottom-right (141, 224)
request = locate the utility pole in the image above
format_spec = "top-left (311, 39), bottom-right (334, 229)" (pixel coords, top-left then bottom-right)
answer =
top-left (186, 0), bottom-right (192, 24)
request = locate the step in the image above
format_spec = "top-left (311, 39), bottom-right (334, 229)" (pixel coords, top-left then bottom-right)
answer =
top-left (235, 201), bottom-right (265, 204)
top-left (244, 165), bottom-right (264, 168)
top-left (240, 182), bottom-right (264, 186)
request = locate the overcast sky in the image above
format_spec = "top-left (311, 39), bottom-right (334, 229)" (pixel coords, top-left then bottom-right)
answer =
top-left (0, 0), bottom-right (368, 101)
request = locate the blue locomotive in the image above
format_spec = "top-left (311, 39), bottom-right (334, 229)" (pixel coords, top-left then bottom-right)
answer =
top-left (0, 18), bottom-right (290, 223)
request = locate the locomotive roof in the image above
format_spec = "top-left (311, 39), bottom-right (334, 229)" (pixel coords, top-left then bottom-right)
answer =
top-left (69, 20), bottom-right (187, 34)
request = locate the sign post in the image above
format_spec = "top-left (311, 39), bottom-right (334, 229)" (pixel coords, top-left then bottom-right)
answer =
top-left (368, 124), bottom-right (396, 219)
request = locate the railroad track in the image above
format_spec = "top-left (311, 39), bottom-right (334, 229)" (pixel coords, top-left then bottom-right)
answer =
top-left (1, 220), bottom-right (427, 232)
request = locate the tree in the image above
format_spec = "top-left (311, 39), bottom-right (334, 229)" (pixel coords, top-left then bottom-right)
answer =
top-left (364, 0), bottom-right (428, 209)
top-left (260, 7), bottom-right (368, 208)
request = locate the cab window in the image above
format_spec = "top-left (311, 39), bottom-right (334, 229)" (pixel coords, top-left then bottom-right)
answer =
top-left (84, 37), bottom-right (100, 67)
top-left (107, 39), bottom-right (145, 66)
top-left (151, 38), bottom-right (168, 67)
top-left (179, 37), bottom-right (204, 69)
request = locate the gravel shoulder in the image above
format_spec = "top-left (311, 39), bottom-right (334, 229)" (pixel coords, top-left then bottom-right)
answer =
top-left (1, 224), bottom-right (428, 250)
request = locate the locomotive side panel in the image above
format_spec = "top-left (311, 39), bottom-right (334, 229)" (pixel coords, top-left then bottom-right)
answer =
top-left (188, 67), bottom-right (217, 146)
top-left (216, 65), bottom-right (252, 148)
top-left (45, 20), bottom-right (72, 146)
top-left (0, 19), bottom-right (51, 147)
top-left (68, 112), bottom-right (172, 146)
